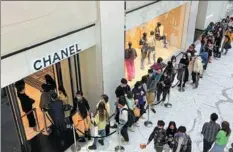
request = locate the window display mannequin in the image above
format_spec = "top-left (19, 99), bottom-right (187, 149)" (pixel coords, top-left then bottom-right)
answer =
top-left (125, 42), bottom-right (137, 81)
top-left (139, 32), bottom-right (148, 70)
top-left (147, 31), bottom-right (156, 64)
top-left (155, 22), bottom-right (162, 40)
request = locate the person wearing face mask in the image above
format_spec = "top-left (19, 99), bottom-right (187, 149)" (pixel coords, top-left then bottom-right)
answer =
top-left (145, 69), bottom-right (157, 113)
top-left (186, 44), bottom-right (196, 57)
top-left (139, 32), bottom-right (148, 70)
top-left (177, 53), bottom-right (189, 90)
top-left (125, 42), bottom-right (137, 81)
top-left (111, 78), bottom-right (131, 129)
top-left (72, 91), bottom-right (91, 142)
top-left (157, 68), bottom-right (173, 104)
top-left (173, 126), bottom-right (192, 152)
top-left (132, 81), bottom-right (146, 119)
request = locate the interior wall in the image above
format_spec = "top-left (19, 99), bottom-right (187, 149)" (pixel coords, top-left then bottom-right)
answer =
top-left (126, 4), bottom-right (187, 49)
top-left (1, 1), bottom-right (97, 56)
top-left (79, 46), bottom-right (102, 112)
top-left (97, 1), bottom-right (125, 113)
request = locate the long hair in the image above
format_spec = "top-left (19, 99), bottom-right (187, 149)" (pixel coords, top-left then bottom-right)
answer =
top-left (166, 121), bottom-right (177, 133)
top-left (97, 101), bottom-right (108, 122)
top-left (58, 85), bottom-right (67, 97)
top-left (221, 121), bottom-right (231, 137)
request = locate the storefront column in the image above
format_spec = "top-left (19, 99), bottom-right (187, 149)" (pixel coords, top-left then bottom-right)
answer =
top-left (96, 1), bottom-right (125, 112)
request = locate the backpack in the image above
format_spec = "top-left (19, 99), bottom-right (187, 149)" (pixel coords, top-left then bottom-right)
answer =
top-left (121, 108), bottom-right (135, 126)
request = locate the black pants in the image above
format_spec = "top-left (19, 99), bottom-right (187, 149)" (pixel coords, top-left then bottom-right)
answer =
top-left (24, 110), bottom-right (36, 127)
top-left (115, 106), bottom-right (120, 123)
top-left (178, 81), bottom-right (187, 88)
top-left (192, 72), bottom-right (198, 83)
top-left (203, 62), bottom-right (208, 70)
top-left (203, 139), bottom-right (214, 152)
top-left (121, 125), bottom-right (129, 141)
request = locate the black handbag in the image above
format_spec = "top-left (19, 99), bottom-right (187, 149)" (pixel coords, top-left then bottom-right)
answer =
top-left (105, 122), bottom-right (110, 136)
top-left (63, 104), bottom-right (72, 111)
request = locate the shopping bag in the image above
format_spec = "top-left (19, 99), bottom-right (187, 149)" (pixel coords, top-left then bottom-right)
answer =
top-left (140, 144), bottom-right (147, 149)
top-left (91, 126), bottom-right (98, 137)
top-left (133, 107), bottom-right (140, 117)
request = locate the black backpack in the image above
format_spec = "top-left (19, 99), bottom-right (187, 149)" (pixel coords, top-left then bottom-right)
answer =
top-left (121, 108), bottom-right (135, 126)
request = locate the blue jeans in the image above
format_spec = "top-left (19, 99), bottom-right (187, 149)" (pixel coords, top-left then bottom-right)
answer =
top-left (210, 143), bottom-right (225, 152)
top-left (93, 129), bottom-right (106, 146)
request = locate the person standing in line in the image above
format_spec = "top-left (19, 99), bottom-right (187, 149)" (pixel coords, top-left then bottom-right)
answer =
top-left (142, 120), bottom-right (166, 152)
top-left (40, 83), bottom-right (54, 129)
top-left (96, 94), bottom-right (110, 115)
top-left (44, 74), bottom-right (56, 92)
top-left (88, 102), bottom-right (109, 150)
top-left (125, 91), bottom-right (137, 132)
top-left (147, 31), bottom-right (156, 64)
top-left (49, 92), bottom-right (66, 145)
top-left (139, 32), bottom-right (148, 70)
top-left (156, 68), bottom-right (173, 104)
top-left (58, 85), bottom-right (72, 128)
top-left (145, 69), bottom-right (157, 113)
top-left (16, 82), bottom-right (37, 131)
top-left (177, 53), bottom-right (189, 90)
top-left (72, 91), bottom-right (91, 142)
top-left (210, 121), bottom-right (231, 152)
top-left (125, 42), bottom-right (137, 81)
top-left (141, 75), bottom-right (148, 108)
top-left (206, 40), bottom-right (214, 63)
top-left (163, 121), bottom-right (177, 152)
top-left (201, 113), bottom-right (220, 152)
top-left (111, 78), bottom-right (131, 129)
top-left (214, 31), bottom-right (223, 58)
top-left (132, 81), bottom-right (146, 119)
top-left (191, 55), bottom-right (203, 88)
top-left (221, 35), bottom-right (232, 55)
top-left (173, 126), bottom-right (192, 152)
top-left (118, 97), bottom-right (129, 143)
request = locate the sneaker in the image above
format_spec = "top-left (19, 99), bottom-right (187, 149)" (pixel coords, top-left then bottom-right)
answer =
top-left (140, 116), bottom-right (145, 119)
top-left (88, 145), bottom-right (97, 150)
top-left (98, 140), bottom-right (104, 146)
top-left (134, 123), bottom-right (139, 127)
top-left (110, 124), bottom-right (118, 129)
top-left (121, 139), bottom-right (129, 145)
top-left (78, 138), bottom-right (86, 142)
top-left (128, 127), bottom-right (135, 132)
top-left (151, 108), bottom-right (156, 113)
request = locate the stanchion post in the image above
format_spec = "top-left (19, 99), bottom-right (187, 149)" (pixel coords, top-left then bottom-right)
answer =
top-left (71, 125), bottom-right (81, 152)
top-left (144, 104), bottom-right (153, 127)
top-left (115, 124), bottom-right (125, 152)
top-left (42, 110), bottom-right (51, 135)
top-left (33, 108), bottom-right (40, 130)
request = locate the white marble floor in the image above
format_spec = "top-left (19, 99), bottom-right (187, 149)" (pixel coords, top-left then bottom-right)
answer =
top-left (66, 44), bottom-right (233, 152)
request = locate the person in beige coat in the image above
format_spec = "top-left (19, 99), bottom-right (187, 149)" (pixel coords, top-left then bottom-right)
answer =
top-left (147, 31), bottom-right (156, 64)
top-left (191, 56), bottom-right (203, 87)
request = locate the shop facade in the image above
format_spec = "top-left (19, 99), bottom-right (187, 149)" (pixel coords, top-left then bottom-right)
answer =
top-left (1, 1), bottom-right (199, 151)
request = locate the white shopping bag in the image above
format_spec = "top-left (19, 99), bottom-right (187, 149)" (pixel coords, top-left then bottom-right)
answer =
top-left (91, 126), bottom-right (98, 137)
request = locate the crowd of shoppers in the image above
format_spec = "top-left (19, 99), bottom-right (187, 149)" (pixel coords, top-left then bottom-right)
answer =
top-left (14, 16), bottom-right (232, 152)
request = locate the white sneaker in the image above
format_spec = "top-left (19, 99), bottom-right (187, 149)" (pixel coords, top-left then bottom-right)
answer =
top-left (134, 123), bottom-right (139, 127)
top-left (121, 139), bottom-right (129, 145)
top-left (128, 127), bottom-right (135, 132)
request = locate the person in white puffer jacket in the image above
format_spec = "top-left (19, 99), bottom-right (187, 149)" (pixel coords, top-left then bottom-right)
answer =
top-left (191, 55), bottom-right (203, 86)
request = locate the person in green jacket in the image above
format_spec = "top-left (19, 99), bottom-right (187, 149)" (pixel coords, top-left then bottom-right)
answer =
top-left (210, 121), bottom-right (231, 152)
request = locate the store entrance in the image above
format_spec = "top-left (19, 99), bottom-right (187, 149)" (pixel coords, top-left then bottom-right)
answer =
top-left (5, 54), bottom-right (82, 152)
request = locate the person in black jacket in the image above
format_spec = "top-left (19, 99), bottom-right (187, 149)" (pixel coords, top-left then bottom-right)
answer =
top-left (163, 121), bottom-right (178, 152)
top-left (111, 78), bottom-right (131, 128)
top-left (72, 90), bottom-right (90, 115)
top-left (45, 74), bottom-right (56, 92)
top-left (214, 31), bottom-right (222, 58)
top-left (15, 80), bottom-right (37, 131)
top-left (173, 126), bottom-right (192, 152)
top-left (177, 53), bottom-right (189, 90)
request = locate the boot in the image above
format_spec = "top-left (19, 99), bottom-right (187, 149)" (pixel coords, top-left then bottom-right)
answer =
top-left (98, 140), bottom-right (104, 146)
top-left (88, 145), bottom-right (97, 150)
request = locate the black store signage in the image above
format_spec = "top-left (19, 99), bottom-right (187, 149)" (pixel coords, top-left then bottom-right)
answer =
top-left (33, 44), bottom-right (81, 71)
